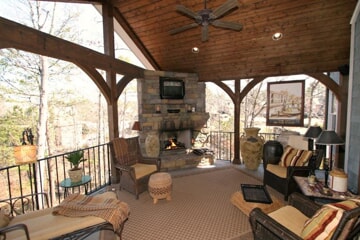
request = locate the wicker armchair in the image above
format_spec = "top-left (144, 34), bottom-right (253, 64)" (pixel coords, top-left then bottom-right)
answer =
top-left (263, 140), bottom-right (323, 200)
top-left (110, 137), bottom-right (161, 199)
top-left (249, 192), bottom-right (360, 240)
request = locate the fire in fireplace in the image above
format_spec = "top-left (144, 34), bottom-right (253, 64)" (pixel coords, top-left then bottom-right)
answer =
top-left (160, 129), bottom-right (192, 151)
top-left (164, 137), bottom-right (186, 150)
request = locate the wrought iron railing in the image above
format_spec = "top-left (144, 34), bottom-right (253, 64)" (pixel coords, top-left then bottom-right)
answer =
top-left (0, 131), bottom-right (279, 215)
top-left (204, 131), bottom-right (279, 162)
top-left (0, 143), bottom-right (111, 214)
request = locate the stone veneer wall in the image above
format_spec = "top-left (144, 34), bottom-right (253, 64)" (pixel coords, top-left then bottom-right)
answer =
top-left (137, 70), bottom-right (209, 156)
top-left (347, 8), bottom-right (360, 194)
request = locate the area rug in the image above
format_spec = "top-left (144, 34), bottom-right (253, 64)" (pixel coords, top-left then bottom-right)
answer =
top-left (98, 166), bottom-right (284, 240)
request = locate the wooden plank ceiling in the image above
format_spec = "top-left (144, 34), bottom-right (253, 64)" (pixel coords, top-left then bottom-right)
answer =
top-left (48, 0), bottom-right (357, 82)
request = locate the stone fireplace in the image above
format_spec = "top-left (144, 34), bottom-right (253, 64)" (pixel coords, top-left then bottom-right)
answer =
top-left (136, 70), bottom-right (209, 169)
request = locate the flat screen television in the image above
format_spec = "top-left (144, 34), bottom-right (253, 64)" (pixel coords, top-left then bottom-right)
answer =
top-left (159, 77), bottom-right (185, 99)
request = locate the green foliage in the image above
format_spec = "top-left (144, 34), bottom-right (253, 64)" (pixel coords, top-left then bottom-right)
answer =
top-left (65, 150), bottom-right (86, 169)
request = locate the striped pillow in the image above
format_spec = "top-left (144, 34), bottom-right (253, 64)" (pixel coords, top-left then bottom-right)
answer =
top-left (301, 199), bottom-right (360, 240)
top-left (280, 146), bottom-right (312, 167)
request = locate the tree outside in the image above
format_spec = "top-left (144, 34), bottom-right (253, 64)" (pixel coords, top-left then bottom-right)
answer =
top-left (0, 1), bottom-right (141, 164)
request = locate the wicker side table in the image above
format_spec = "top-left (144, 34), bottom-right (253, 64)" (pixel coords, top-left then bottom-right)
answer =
top-left (148, 172), bottom-right (172, 204)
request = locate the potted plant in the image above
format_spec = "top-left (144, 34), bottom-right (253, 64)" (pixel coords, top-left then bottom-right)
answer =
top-left (65, 150), bottom-right (86, 183)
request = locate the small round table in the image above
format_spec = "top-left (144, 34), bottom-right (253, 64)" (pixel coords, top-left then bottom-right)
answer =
top-left (148, 172), bottom-right (172, 204)
top-left (60, 175), bottom-right (91, 198)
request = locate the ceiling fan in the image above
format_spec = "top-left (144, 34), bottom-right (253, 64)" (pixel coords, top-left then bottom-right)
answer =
top-left (169, 0), bottom-right (242, 42)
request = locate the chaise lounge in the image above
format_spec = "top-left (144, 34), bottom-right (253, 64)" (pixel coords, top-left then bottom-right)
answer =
top-left (0, 191), bottom-right (129, 240)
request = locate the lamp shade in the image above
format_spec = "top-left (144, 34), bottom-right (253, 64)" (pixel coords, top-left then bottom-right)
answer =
top-left (304, 126), bottom-right (322, 139)
top-left (132, 121), bottom-right (141, 131)
top-left (316, 130), bottom-right (344, 145)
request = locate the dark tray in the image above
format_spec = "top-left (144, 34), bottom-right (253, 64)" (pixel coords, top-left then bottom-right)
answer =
top-left (241, 184), bottom-right (273, 204)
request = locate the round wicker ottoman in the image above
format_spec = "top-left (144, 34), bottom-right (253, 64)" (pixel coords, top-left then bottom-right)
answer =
top-left (148, 172), bottom-right (172, 204)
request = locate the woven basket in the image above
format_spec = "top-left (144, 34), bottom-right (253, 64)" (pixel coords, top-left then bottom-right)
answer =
top-left (14, 145), bottom-right (37, 165)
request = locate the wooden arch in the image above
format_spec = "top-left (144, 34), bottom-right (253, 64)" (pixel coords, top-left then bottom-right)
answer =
top-left (211, 74), bottom-right (343, 164)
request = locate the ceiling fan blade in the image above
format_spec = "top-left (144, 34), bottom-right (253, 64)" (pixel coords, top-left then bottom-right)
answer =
top-left (202, 24), bottom-right (209, 42)
top-left (176, 5), bottom-right (202, 21)
top-left (169, 22), bottom-right (199, 35)
top-left (211, 0), bottom-right (239, 19)
top-left (211, 20), bottom-right (242, 31)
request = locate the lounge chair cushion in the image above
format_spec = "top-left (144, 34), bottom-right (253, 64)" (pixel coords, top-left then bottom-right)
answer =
top-left (280, 146), bottom-right (312, 167)
top-left (132, 163), bottom-right (157, 179)
top-left (301, 199), bottom-right (360, 239)
top-left (266, 164), bottom-right (287, 178)
top-left (7, 192), bottom-right (123, 240)
top-left (268, 205), bottom-right (309, 236)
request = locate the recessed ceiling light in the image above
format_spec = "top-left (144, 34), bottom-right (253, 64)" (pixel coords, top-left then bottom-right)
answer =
top-left (272, 32), bottom-right (283, 41)
top-left (192, 47), bottom-right (199, 53)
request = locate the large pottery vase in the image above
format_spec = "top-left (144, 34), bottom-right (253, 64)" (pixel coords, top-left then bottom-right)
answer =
top-left (240, 128), bottom-right (265, 170)
top-left (263, 140), bottom-right (283, 169)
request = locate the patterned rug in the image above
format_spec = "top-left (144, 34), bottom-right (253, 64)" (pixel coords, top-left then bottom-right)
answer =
top-left (97, 166), bottom-right (284, 240)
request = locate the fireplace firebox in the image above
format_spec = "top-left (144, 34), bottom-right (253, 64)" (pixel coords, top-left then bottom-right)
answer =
top-left (160, 129), bottom-right (192, 152)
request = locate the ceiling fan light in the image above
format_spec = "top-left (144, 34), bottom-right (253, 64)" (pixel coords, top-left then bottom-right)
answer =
top-left (272, 32), bottom-right (283, 40)
top-left (192, 47), bottom-right (200, 53)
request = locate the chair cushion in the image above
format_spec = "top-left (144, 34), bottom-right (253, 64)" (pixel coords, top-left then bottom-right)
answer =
top-left (301, 199), bottom-right (360, 240)
top-left (266, 164), bottom-right (287, 178)
top-left (131, 163), bottom-right (157, 179)
top-left (280, 146), bottom-right (312, 167)
top-left (268, 205), bottom-right (309, 236)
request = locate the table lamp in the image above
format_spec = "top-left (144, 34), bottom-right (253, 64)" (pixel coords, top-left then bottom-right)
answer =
top-left (304, 126), bottom-right (322, 176)
top-left (316, 130), bottom-right (345, 187)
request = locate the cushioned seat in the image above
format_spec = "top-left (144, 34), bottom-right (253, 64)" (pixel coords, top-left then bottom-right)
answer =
top-left (0, 192), bottom-right (129, 240)
top-left (249, 192), bottom-right (360, 240)
top-left (131, 163), bottom-right (158, 179)
top-left (268, 205), bottom-right (309, 236)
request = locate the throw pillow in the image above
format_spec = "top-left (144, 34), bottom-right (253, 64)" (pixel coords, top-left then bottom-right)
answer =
top-left (280, 146), bottom-right (312, 167)
top-left (301, 199), bottom-right (360, 240)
